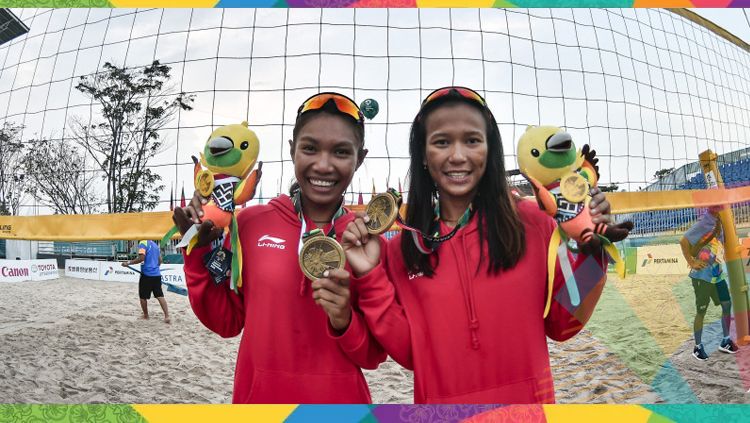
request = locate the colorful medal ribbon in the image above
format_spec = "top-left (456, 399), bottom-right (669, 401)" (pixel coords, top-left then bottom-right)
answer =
top-left (387, 188), bottom-right (473, 254)
top-left (291, 188), bottom-right (346, 254)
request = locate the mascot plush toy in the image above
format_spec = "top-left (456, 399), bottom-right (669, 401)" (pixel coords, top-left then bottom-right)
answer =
top-left (517, 126), bottom-right (632, 317)
top-left (167, 121), bottom-right (262, 293)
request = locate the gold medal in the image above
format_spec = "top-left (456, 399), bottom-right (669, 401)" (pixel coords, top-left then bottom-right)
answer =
top-left (299, 231), bottom-right (345, 280)
top-left (195, 170), bottom-right (215, 197)
top-left (365, 192), bottom-right (399, 234)
top-left (560, 172), bottom-right (588, 203)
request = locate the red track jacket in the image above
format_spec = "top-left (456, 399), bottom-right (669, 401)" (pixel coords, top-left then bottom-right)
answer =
top-left (353, 199), bottom-right (608, 403)
top-left (183, 195), bottom-right (386, 403)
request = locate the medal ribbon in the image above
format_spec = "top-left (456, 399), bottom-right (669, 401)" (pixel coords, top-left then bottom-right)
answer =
top-left (291, 187), bottom-right (346, 255)
top-left (384, 188), bottom-right (473, 254)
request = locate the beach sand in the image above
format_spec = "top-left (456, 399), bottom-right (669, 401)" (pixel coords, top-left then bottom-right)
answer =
top-left (0, 274), bottom-right (746, 404)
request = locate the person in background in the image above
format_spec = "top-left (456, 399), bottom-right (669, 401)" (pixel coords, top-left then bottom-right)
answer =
top-left (122, 240), bottom-right (169, 324)
top-left (680, 207), bottom-right (738, 360)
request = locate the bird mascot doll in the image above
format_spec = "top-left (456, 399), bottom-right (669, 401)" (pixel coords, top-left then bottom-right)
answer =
top-left (164, 121), bottom-right (262, 293)
top-left (517, 125), bottom-right (633, 316)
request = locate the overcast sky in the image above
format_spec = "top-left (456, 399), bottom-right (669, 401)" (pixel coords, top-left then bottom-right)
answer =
top-left (1, 8), bottom-right (748, 215)
top-left (691, 8), bottom-right (750, 45)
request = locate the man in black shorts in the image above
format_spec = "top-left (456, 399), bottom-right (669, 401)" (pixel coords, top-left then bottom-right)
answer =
top-left (680, 208), bottom-right (738, 360)
top-left (122, 240), bottom-right (170, 323)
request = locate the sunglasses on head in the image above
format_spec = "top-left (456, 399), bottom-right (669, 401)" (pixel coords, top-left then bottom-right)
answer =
top-left (297, 92), bottom-right (364, 125)
top-left (421, 86), bottom-right (487, 108)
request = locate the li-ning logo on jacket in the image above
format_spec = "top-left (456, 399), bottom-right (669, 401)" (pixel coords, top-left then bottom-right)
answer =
top-left (258, 234), bottom-right (286, 250)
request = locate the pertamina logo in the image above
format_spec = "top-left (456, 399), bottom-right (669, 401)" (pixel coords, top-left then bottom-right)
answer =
top-left (104, 266), bottom-right (114, 276)
top-left (641, 253), bottom-right (679, 267)
top-left (258, 234), bottom-right (286, 250)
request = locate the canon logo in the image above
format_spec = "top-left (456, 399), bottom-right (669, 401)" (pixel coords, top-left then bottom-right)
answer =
top-left (2, 267), bottom-right (29, 277)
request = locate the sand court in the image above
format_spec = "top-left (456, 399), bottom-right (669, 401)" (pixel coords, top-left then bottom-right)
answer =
top-left (1, 274), bottom-right (748, 404)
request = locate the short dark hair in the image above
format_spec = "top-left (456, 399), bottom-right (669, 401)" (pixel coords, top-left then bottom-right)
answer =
top-left (401, 94), bottom-right (526, 276)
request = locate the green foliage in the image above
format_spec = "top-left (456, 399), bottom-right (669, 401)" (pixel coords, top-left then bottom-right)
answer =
top-left (21, 138), bottom-right (99, 215)
top-left (599, 183), bottom-right (620, 192)
top-left (0, 122), bottom-right (27, 216)
top-left (71, 61), bottom-right (194, 213)
top-left (654, 168), bottom-right (675, 180)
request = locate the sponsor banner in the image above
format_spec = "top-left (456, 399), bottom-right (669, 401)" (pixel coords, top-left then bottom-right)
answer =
top-left (29, 259), bottom-right (59, 281)
top-left (59, 259), bottom-right (187, 288)
top-left (636, 244), bottom-right (688, 275)
top-left (99, 261), bottom-right (139, 283)
top-left (64, 259), bottom-right (101, 280)
top-left (93, 260), bottom-right (186, 287)
top-left (160, 264), bottom-right (186, 288)
top-left (0, 259), bottom-right (60, 282)
top-left (0, 259), bottom-right (33, 282)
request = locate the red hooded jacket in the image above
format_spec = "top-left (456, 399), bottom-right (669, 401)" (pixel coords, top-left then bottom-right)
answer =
top-left (183, 195), bottom-right (386, 403)
top-left (352, 199), bottom-right (608, 403)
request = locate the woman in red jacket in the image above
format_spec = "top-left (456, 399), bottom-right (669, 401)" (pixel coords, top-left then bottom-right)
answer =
top-left (172, 93), bottom-right (386, 403)
top-left (342, 87), bottom-right (614, 403)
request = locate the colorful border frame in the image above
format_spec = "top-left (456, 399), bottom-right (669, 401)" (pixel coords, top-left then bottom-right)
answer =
top-left (1, 1), bottom-right (750, 8)
top-left (0, 404), bottom-right (749, 422)
top-left (2, 2), bottom-right (749, 422)
top-left (2, 404), bottom-right (750, 422)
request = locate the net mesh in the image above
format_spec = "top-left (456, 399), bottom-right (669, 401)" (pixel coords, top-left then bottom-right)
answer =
top-left (0, 8), bottom-right (748, 242)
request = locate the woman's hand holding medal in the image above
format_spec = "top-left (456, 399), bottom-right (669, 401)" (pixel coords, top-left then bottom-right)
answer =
top-left (172, 190), bottom-right (223, 248)
top-left (312, 268), bottom-right (353, 332)
top-left (342, 212), bottom-right (382, 278)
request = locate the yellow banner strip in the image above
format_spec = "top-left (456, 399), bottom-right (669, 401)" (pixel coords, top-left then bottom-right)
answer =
top-left (1, 187), bottom-right (749, 240)
top-left (605, 186), bottom-right (750, 215)
top-left (0, 211), bottom-right (177, 241)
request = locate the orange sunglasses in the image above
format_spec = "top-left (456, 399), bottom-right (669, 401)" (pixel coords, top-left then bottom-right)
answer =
top-left (297, 92), bottom-right (364, 124)
top-left (421, 86), bottom-right (487, 108)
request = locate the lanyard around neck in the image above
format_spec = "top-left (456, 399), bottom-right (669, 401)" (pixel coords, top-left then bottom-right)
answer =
top-left (291, 188), bottom-right (346, 255)
top-left (378, 188), bottom-right (472, 254)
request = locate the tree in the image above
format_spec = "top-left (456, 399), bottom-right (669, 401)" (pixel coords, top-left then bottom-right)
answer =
top-left (69, 61), bottom-right (194, 213)
top-left (654, 168), bottom-right (674, 180)
top-left (599, 183), bottom-right (620, 192)
top-left (0, 122), bottom-right (28, 215)
top-left (21, 138), bottom-right (100, 215)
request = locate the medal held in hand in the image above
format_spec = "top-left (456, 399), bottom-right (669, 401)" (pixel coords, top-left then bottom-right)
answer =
top-left (365, 189), bottom-right (400, 234)
top-left (299, 229), bottom-right (345, 280)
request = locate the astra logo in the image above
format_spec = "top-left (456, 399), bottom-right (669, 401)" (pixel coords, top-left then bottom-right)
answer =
top-left (258, 234), bottom-right (286, 250)
top-left (162, 274), bottom-right (184, 283)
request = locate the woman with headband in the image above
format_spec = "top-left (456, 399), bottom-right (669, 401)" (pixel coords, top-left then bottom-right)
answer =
top-left (173, 93), bottom-right (385, 403)
top-left (342, 87), bottom-right (613, 403)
